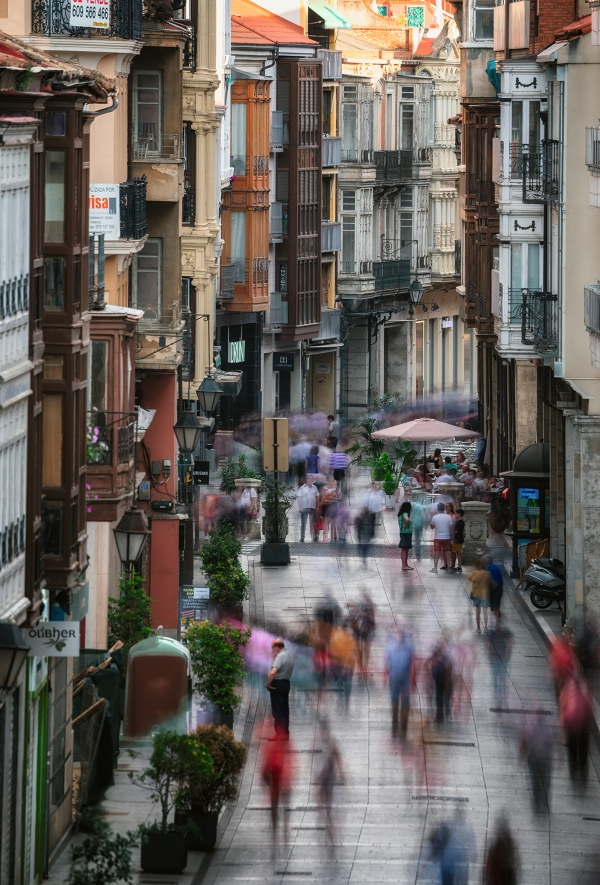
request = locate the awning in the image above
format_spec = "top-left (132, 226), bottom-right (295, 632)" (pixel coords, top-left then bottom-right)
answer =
top-left (308, 0), bottom-right (352, 29)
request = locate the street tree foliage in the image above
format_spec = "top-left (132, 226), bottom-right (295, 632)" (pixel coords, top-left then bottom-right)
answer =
top-left (107, 571), bottom-right (153, 671)
top-left (183, 621), bottom-right (251, 715)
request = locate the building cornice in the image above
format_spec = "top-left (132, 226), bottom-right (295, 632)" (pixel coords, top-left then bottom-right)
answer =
top-left (23, 36), bottom-right (142, 73)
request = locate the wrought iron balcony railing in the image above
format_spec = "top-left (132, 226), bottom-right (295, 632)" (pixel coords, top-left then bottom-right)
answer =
top-left (264, 292), bottom-right (288, 329)
top-left (584, 283), bottom-right (600, 336)
top-left (521, 290), bottom-right (558, 353)
top-left (339, 261), bottom-right (356, 274)
top-left (341, 149), bottom-right (358, 163)
top-left (374, 150), bottom-right (412, 182)
top-left (314, 307), bottom-right (341, 341)
top-left (120, 176), bottom-right (147, 239)
top-left (321, 220), bottom-right (341, 252)
top-left (316, 48), bottom-right (342, 80)
top-left (523, 140), bottom-right (560, 203)
top-left (322, 136), bottom-right (342, 168)
top-left (373, 259), bottom-right (411, 291)
top-left (182, 185), bottom-right (195, 225)
top-left (219, 264), bottom-right (235, 300)
top-left (132, 132), bottom-right (180, 161)
top-left (87, 412), bottom-right (136, 467)
top-left (0, 273), bottom-right (28, 320)
top-left (32, 0), bottom-right (142, 39)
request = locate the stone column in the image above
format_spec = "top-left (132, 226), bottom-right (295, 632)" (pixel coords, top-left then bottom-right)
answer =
top-left (461, 501), bottom-right (490, 565)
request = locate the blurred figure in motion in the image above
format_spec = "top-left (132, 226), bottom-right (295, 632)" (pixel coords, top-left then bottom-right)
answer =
top-left (335, 497), bottom-right (350, 544)
top-left (411, 497), bottom-right (427, 560)
top-left (200, 490), bottom-right (219, 538)
top-left (429, 807), bottom-right (476, 884)
top-left (321, 477), bottom-right (340, 543)
top-left (362, 480), bottom-right (386, 538)
top-left (266, 639), bottom-right (294, 740)
top-left (385, 628), bottom-right (414, 739)
top-left (398, 501), bottom-right (414, 570)
top-left (429, 644), bottom-right (453, 724)
top-left (573, 613), bottom-right (600, 670)
top-left (520, 708), bottom-right (553, 813)
top-left (550, 632), bottom-right (577, 699)
top-left (290, 437), bottom-right (310, 485)
top-left (484, 555), bottom-right (504, 623)
top-left (348, 592), bottom-right (376, 677)
top-left (329, 620), bottom-right (356, 711)
top-left (488, 623), bottom-right (513, 706)
top-left (468, 559), bottom-right (491, 633)
top-left (261, 729), bottom-right (296, 845)
top-left (330, 446), bottom-right (350, 495)
top-left (484, 817), bottom-right (519, 885)
top-left (559, 673), bottom-right (593, 782)
top-left (315, 719), bottom-right (345, 848)
top-left (297, 475), bottom-right (318, 543)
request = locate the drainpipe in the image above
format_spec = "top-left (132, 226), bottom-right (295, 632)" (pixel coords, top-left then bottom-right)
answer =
top-left (504, 0), bottom-right (511, 60)
top-left (86, 96), bottom-right (119, 117)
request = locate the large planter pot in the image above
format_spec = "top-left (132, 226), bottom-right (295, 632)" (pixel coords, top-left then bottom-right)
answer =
top-left (262, 505), bottom-right (289, 544)
top-left (216, 710), bottom-right (234, 730)
top-left (261, 542), bottom-right (290, 565)
top-left (174, 810), bottom-right (219, 851)
top-left (140, 831), bottom-right (187, 873)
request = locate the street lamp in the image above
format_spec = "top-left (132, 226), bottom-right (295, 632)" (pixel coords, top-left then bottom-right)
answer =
top-left (173, 410), bottom-right (202, 453)
top-left (113, 508), bottom-right (150, 567)
top-left (409, 279), bottom-right (424, 306)
top-left (0, 622), bottom-right (29, 691)
top-left (196, 375), bottom-right (222, 414)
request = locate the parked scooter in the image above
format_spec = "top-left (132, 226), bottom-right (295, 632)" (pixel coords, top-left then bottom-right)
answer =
top-left (522, 558), bottom-right (566, 623)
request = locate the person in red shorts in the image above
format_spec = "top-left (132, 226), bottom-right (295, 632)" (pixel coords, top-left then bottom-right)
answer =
top-left (430, 502), bottom-right (454, 573)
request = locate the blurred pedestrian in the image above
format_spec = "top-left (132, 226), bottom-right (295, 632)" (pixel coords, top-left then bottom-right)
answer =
top-left (430, 643), bottom-right (453, 723)
top-left (306, 445), bottom-right (322, 482)
top-left (290, 438), bottom-right (311, 485)
top-left (488, 623), bottom-right (513, 705)
top-left (385, 629), bottom-right (414, 739)
top-left (451, 508), bottom-right (465, 572)
top-left (398, 501), bottom-right (414, 570)
top-left (321, 477), bottom-right (340, 543)
top-left (468, 560), bottom-right (491, 633)
top-left (411, 497), bottom-right (427, 560)
top-left (329, 622), bottom-right (356, 710)
top-left (327, 414), bottom-right (340, 449)
top-left (266, 639), bottom-right (294, 740)
top-left (430, 502), bottom-right (454, 573)
top-left (201, 491), bottom-right (219, 536)
top-left (484, 554), bottom-right (504, 623)
top-left (363, 480), bottom-right (386, 540)
top-left (559, 673), bottom-right (593, 781)
top-left (348, 592), bottom-right (376, 676)
top-left (550, 633), bottom-right (577, 698)
top-left (261, 730), bottom-right (295, 843)
top-left (484, 818), bottom-right (519, 885)
top-left (329, 447), bottom-right (349, 494)
top-left (429, 811), bottom-right (476, 885)
top-left (316, 719), bottom-right (344, 847)
top-left (297, 475), bottom-right (318, 543)
top-left (520, 708), bottom-right (553, 813)
top-left (335, 498), bottom-right (350, 543)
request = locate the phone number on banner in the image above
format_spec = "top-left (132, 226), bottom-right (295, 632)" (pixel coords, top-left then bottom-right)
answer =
top-left (69, 0), bottom-right (110, 28)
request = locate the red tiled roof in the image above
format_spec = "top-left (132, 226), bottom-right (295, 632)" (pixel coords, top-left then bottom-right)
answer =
top-left (0, 42), bottom-right (28, 60)
top-left (555, 14), bottom-right (591, 39)
top-left (415, 37), bottom-right (435, 56)
top-left (231, 0), bottom-right (317, 46)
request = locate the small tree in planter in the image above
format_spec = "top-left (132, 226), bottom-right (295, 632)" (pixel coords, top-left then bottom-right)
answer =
top-left (107, 571), bottom-right (153, 678)
top-left (68, 814), bottom-right (138, 885)
top-left (199, 522), bottom-right (250, 615)
top-left (133, 730), bottom-right (213, 874)
top-left (261, 477), bottom-right (294, 565)
top-left (219, 455), bottom-right (262, 495)
top-left (183, 621), bottom-right (251, 728)
top-left (175, 725), bottom-right (247, 850)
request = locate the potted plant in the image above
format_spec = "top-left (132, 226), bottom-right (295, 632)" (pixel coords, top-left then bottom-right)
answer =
top-left (175, 725), bottom-right (247, 850)
top-left (199, 522), bottom-right (250, 618)
top-left (68, 812), bottom-right (138, 885)
top-left (183, 621), bottom-right (251, 729)
top-left (261, 477), bottom-right (294, 565)
top-left (133, 731), bottom-right (212, 874)
top-left (219, 454), bottom-right (262, 495)
top-left (345, 416), bottom-right (385, 466)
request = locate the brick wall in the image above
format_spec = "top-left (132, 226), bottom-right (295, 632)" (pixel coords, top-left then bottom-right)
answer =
top-left (529, 0), bottom-right (579, 54)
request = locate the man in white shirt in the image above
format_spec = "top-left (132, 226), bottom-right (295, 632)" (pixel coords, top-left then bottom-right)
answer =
top-left (361, 481), bottom-right (386, 544)
top-left (430, 502), bottom-right (454, 572)
top-left (297, 475), bottom-right (319, 542)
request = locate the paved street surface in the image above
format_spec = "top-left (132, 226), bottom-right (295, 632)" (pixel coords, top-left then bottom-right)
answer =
top-left (48, 483), bottom-right (600, 885)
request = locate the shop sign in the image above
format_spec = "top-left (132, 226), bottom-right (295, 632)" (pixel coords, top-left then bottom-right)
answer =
top-left (315, 362), bottom-right (330, 374)
top-left (228, 340), bottom-right (246, 363)
top-left (273, 352), bottom-right (295, 372)
top-left (180, 586), bottom-right (210, 636)
top-left (442, 318), bottom-right (453, 328)
top-left (23, 623), bottom-right (80, 656)
top-left (193, 460), bottom-right (210, 485)
top-left (69, 0), bottom-right (110, 29)
top-left (89, 184), bottom-right (120, 238)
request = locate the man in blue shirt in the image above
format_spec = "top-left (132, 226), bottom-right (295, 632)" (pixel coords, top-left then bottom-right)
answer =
top-left (484, 555), bottom-right (504, 625)
top-left (384, 629), bottom-right (414, 739)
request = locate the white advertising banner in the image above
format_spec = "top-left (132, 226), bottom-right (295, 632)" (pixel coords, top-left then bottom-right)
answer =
top-left (89, 184), bottom-right (120, 239)
top-left (22, 622), bottom-right (80, 657)
top-left (69, 0), bottom-right (110, 29)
